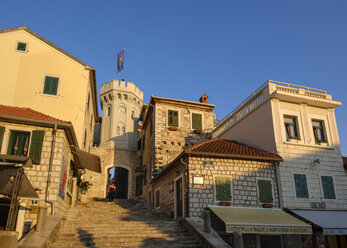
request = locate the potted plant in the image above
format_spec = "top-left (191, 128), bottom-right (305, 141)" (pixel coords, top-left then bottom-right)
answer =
top-left (219, 201), bottom-right (231, 206)
top-left (169, 127), bottom-right (178, 131)
top-left (289, 136), bottom-right (301, 143)
top-left (193, 129), bottom-right (202, 134)
top-left (262, 203), bottom-right (273, 208)
top-left (317, 140), bottom-right (328, 146)
top-left (80, 180), bottom-right (92, 203)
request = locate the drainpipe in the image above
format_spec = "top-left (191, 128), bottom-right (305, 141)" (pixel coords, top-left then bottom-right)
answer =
top-left (45, 124), bottom-right (57, 215)
top-left (274, 161), bottom-right (284, 209)
top-left (181, 157), bottom-right (189, 217)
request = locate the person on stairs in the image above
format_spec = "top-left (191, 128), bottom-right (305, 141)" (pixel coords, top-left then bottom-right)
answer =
top-left (108, 183), bottom-right (116, 201)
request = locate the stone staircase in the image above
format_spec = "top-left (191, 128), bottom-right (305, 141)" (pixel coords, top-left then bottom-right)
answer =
top-left (50, 199), bottom-right (202, 248)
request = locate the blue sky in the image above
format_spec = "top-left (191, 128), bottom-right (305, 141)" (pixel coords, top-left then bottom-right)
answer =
top-left (1, 0), bottom-right (347, 155)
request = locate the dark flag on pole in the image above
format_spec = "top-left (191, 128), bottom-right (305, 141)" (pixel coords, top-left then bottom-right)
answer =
top-left (117, 49), bottom-right (125, 73)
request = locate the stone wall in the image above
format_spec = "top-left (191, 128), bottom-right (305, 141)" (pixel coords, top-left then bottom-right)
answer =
top-left (188, 156), bottom-right (279, 217)
top-left (153, 100), bottom-right (214, 169)
top-left (277, 142), bottom-right (347, 209)
top-left (0, 121), bottom-right (75, 234)
top-left (152, 154), bottom-right (279, 219)
top-left (87, 146), bottom-right (140, 199)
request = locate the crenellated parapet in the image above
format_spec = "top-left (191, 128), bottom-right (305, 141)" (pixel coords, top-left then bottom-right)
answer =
top-left (100, 79), bottom-right (143, 106)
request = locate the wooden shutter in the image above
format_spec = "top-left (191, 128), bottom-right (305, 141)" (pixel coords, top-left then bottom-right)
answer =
top-left (43, 76), bottom-right (59, 95)
top-left (192, 113), bottom-right (202, 130)
top-left (258, 180), bottom-right (273, 203)
top-left (322, 176), bottom-right (336, 199)
top-left (294, 174), bottom-right (308, 198)
top-left (0, 126), bottom-right (4, 152)
top-left (29, 130), bottom-right (45, 164)
top-left (215, 177), bottom-right (231, 201)
top-left (168, 110), bottom-right (178, 127)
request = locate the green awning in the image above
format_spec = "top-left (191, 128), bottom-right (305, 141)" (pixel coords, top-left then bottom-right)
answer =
top-left (209, 206), bottom-right (312, 235)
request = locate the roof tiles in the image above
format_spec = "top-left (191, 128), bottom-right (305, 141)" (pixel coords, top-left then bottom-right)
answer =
top-left (185, 138), bottom-right (282, 161)
top-left (0, 105), bottom-right (69, 124)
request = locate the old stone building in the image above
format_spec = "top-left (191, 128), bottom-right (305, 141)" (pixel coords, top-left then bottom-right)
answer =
top-left (0, 105), bottom-right (80, 238)
top-left (212, 80), bottom-right (347, 247)
top-left (86, 79), bottom-right (143, 199)
top-left (138, 95), bottom-right (215, 202)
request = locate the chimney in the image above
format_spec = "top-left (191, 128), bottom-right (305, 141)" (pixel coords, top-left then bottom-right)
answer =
top-left (199, 94), bottom-right (208, 104)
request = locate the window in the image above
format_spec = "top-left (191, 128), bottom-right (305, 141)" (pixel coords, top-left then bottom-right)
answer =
top-left (155, 189), bottom-right (160, 208)
top-left (284, 116), bottom-right (299, 141)
top-left (43, 76), bottom-right (59, 95)
top-left (8, 131), bottom-right (30, 156)
top-left (192, 113), bottom-right (202, 130)
top-left (321, 176), bottom-right (336, 199)
top-left (294, 174), bottom-right (309, 198)
top-left (7, 130), bottom-right (44, 164)
top-left (257, 179), bottom-right (273, 203)
top-left (117, 126), bottom-right (120, 135)
top-left (17, 42), bottom-right (27, 52)
top-left (312, 120), bottom-right (326, 143)
top-left (107, 105), bottom-right (111, 117)
top-left (168, 110), bottom-right (178, 127)
top-left (87, 93), bottom-right (90, 110)
top-left (122, 127), bottom-right (125, 135)
top-left (215, 177), bottom-right (232, 202)
top-left (83, 130), bottom-right (87, 148)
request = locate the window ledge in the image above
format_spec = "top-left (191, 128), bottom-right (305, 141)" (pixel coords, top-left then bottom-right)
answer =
top-left (282, 141), bottom-right (335, 150)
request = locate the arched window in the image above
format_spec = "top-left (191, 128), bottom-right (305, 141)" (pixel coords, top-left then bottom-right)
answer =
top-left (117, 126), bottom-right (120, 135)
top-left (124, 94), bottom-right (128, 100)
top-left (107, 105), bottom-right (111, 117)
top-left (122, 127), bottom-right (125, 135)
top-left (131, 111), bottom-right (135, 119)
top-left (117, 93), bottom-right (121, 100)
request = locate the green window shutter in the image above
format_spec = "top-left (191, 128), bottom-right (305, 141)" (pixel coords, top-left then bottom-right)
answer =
top-left (322, 176), bottom-right (336, 199)
top-left (168, 110), bottom-right (178, 127)
top-left (258, 180), bottom-right (273, 203)
top-left (192, 113), bottom-right (202, 130)
top-left (294, 174), bottom-right (308, 198)
top-left (17, 42), bottom-right (27, 51)
top-left (29, 131), bottom-right (45, 164)
top-left (0, 126), bottom-right (4, 153)
top-left (7, 131), bottom-right (15, 155)
top-left (215, 177), bottom-right (231, 201)
top-left (43, 76), bottom-right (59, 95)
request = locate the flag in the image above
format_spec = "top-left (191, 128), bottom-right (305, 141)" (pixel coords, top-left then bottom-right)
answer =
top-left (117, 49), bottom-right (125, 73)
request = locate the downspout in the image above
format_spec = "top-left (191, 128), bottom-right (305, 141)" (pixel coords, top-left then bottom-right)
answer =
top-left (181, 157), bottom-right (189, 217)
top-left (274, 161), bottom-right (284, 209)
top-left (45, 124), bottom-right (57, 215)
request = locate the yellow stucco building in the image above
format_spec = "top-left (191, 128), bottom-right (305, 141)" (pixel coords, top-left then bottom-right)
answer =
top-left (0, 26), bottom-right (98, 151)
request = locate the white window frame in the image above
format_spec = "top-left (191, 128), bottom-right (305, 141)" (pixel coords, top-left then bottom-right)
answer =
top-left (155, 188), bottom-right (161, 209)
top-left (41, 74), bottom-right (60, 97)
top-left (292, 173), bottom-right (310, 199)
top-left (308, 113), bottom-right (331, 146)
top-left (256, 177), bottom-right (275, 205)
top-left (279, 110), bottom-right (304, 144)
top-left (191, 111), bottom-right (204, 131)
top-left (167, 108), bottom-right (180, 128)
top-left (213, 175), bottom-right (233, 204)
top-left (319, 174), bottom-right (337, 200)
top-left (15, 41), bottom-right (28, 53)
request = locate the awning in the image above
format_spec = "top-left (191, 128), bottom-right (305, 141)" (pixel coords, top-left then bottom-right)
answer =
top-left (209, 206), bottom-right (312, 235)
top-left (71, 146), bottom-right (101, 173)
top-left (290, 210), bottom-right (347, 235)
top-left (0, 167), bottom-right (39, 199)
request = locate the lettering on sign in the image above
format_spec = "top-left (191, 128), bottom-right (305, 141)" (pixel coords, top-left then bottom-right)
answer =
top-left (226, 225), bottom-right (312, 235)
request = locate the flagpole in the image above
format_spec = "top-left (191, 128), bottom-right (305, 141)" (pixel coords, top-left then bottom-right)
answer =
top-left (122, 48), bottom-right (125, 81)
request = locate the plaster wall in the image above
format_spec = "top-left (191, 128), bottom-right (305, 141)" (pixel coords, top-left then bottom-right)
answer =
top-left (0, 29), bottom-right (96, 150)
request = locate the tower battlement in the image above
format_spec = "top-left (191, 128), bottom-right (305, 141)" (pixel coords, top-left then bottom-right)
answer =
top-left (100, 79), bottom-right (143, 100)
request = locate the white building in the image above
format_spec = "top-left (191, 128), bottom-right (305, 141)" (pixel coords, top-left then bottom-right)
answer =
top-left (212, 80), bottom-right (347, 247)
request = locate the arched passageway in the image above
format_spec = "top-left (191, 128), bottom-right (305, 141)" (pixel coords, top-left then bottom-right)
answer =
top-left (107, 167), bottom-right (129, 199)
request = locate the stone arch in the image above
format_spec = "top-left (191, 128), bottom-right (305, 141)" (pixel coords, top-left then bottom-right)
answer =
top-left (105, 163), bottom-right (133, 199)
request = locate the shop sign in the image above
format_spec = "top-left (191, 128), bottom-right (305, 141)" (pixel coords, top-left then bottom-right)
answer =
top-left (226, 225), bottom-right (312, 235)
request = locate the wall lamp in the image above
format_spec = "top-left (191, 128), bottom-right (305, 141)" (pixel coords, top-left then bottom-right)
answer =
top-left (313, 158), bottom-right (320, 167)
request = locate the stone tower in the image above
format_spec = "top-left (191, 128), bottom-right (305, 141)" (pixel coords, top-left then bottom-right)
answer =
top-left (100, 79), bottom-right (143, 150)
top-left (87, 79), bottom-right (143, 199)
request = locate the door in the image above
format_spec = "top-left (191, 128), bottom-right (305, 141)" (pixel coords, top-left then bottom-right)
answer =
top-left (175, 177), bottom-right (183, 218)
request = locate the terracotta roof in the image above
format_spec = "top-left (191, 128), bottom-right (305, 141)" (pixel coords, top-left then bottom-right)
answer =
top-left (185, 138), bottom-right (282, 161)
top-left (0, 105), bottom-right (70, 124)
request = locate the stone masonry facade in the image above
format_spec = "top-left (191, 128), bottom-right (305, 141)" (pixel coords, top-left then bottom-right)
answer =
top-left (0, 121), bottom-right (74, 230)
top-left (277, 142), bottom-right (347, 209)
top-left (152, 154), bottom-right (279, 218)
